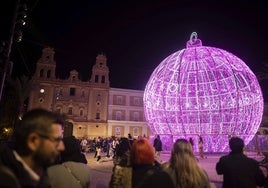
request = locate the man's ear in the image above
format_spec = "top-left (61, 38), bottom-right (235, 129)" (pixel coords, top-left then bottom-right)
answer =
top-left (27, 133), bottom-right (41, 152)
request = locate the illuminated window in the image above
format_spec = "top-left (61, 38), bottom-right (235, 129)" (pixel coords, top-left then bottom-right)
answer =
top-left (115, 127), bottom-right (121, 137)
top-left (117, 96), bottom-right (122, 104)
top-left (133, 112), bottom-right (139, 121)
top-left (116, 111), bottom-right (121, 120)
top-left (134, 97), bottom-right (140, 105)
top-left (133, 127), bottom-right (139, 137)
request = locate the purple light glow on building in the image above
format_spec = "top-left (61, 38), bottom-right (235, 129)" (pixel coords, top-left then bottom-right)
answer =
top-left (144, 32), bottom-right (263, 152)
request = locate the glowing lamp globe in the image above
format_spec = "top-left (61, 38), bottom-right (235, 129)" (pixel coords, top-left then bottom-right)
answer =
top-left (144, 32), bottom-right (263, 152)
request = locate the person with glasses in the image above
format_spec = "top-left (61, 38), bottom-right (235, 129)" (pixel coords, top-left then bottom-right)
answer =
top-left (0, 108), bottom-right (65, 188)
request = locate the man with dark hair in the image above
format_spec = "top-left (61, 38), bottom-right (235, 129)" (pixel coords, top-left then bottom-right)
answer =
top-left (216, 136), bottom-right (265, 188)
top-left (229, 136), bottom-right (244, 152)
top-left (0, 108), bottom-right (65, 187)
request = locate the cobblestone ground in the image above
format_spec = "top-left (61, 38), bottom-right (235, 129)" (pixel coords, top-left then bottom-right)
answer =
top-left (86, 152), bottom-right (264, 188)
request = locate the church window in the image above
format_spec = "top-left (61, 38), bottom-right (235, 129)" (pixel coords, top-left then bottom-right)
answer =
top-left (101, 75), bottom-right (105, 83)
top-left (95, 75), bottom-right (99, 83)
top-left (40, 69), bottom-right (44, 77)
top-left (47, 70), bottom-right (51, 78)
top-left (96, 112), bottom-right (100, 119)
top-left (70, 88), bottom-right (76, 96)
top-left (68, 107), bottom-right (73, 115)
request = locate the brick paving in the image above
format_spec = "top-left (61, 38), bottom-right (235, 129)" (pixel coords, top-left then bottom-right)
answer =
top-left (86, 152), bottom-right (264, 188)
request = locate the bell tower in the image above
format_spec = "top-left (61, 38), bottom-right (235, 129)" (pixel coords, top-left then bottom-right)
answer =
top-left (34, 47), bottom-right (56, 80)
top-left (28, 47), bottom-right (56, 110)
top-left (90, 54), bottom-right (109, 87)
top-left (87, 54), bottom-right (110, 124)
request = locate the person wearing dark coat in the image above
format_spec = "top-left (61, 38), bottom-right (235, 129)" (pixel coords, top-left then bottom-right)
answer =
top-left (109, 138), bottom-right (161, 188)
top-left (0, 109), bottom-right (65, 188)
top-left (137, 170), bottom-right (175, 188)
top-left (153, 135), bottom-right (163, 162)
top-left (60, 136), bottom-right (87, 164)
top-left (114, 137), bottom-right (131, 166)
top-left (47, 136), bottom-right (90, 188)
top-left (216, 136), bottom-right (265, 188)
top-left (0, 143), bottom-right (51, 188)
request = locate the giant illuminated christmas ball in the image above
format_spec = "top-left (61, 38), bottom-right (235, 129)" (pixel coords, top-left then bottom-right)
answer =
top-left (144, 32), bottom-right (263, 152)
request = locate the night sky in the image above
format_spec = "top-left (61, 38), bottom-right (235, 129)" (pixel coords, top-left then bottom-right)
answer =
top-left (1, 0), bottom-right (268, 90)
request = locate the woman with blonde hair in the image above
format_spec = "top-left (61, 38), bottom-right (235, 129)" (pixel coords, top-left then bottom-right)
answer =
top-left (162, 138), bottom-right (210, 188)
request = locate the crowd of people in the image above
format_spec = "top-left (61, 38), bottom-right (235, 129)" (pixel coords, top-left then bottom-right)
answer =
top-left (0, 108), bottom-right (268, 188)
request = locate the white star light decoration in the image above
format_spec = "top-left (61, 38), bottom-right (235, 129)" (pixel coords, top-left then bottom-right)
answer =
top-left (144, 32), bottom-right (263, 152)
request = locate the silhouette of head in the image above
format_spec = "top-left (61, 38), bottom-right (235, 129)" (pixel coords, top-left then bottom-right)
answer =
top-left (229, 137), bottom-right (244, 153)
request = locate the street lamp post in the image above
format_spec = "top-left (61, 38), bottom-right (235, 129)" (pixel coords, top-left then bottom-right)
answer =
top-left (0, 0), bottom-right (23, 103)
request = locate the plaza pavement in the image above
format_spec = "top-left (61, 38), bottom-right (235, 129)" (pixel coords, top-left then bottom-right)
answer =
top-left (86, 151), bottom-right (265, 188)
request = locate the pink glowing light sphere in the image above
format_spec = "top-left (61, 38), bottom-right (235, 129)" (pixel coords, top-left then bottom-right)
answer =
top-left (144, 32), bottom-right (263, 152)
